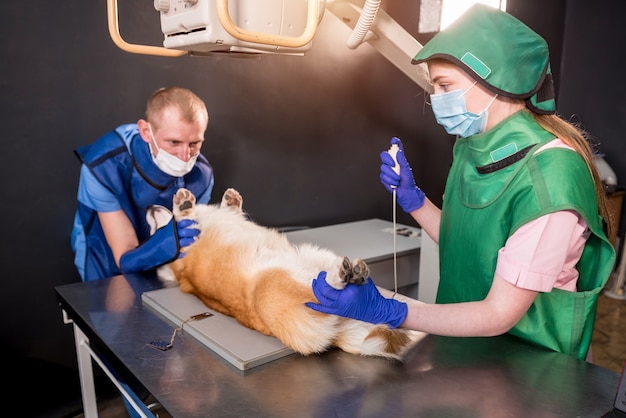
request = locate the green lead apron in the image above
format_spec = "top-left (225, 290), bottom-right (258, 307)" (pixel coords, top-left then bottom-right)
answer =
top-left (437, 111), bottom-right (615, 360)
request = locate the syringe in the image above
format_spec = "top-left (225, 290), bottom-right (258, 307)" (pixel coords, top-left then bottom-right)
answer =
top-left (387, 143), bottom-right (401, 298)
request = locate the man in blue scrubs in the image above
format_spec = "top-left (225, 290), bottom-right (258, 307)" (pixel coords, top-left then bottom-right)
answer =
top-left (70, 86), bottom-right (215, 417)
top-left (71, 86), bottom-right (214, 282)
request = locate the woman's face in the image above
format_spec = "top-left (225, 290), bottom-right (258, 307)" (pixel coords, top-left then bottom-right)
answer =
top-left (427, 60), bottom-right (495, 115)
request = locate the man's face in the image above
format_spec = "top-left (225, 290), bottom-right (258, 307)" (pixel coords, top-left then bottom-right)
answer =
top-left (141, 106), bottom-right (206, 161)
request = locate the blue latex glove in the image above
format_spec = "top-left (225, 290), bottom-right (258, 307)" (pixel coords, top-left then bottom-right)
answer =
top-left (380, 137), bottom-right (425, 212)
top-left (119, 218), bottom-right (199, 274)
top-left (176, 218), bottom-right (200, 250)
top-left (305, 272), bottom-right (408, 328)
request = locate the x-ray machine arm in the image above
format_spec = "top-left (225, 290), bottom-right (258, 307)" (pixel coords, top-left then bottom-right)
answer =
top-left (106, 0), bottom-right (431, 92)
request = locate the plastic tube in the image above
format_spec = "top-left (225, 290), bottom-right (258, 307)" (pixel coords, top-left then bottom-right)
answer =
top-left (346, 0), bottom-right (382, 49)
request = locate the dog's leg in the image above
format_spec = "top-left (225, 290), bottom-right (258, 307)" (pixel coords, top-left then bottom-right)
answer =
top-left (153, 189), bottom-right (193, 283)
top-left (220, 188), bottom-right (243, 212)
top-left (173, 188), bottom-right (196, 220)
top-left (171, 188), bottom-right (199, 262)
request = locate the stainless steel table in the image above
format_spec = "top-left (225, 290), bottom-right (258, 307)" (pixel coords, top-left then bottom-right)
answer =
top-left (56, 273), bottom-right (621, 418)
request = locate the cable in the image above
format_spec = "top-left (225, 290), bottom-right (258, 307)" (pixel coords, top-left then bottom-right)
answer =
top-left (392, 189), bottom-right (398, 298)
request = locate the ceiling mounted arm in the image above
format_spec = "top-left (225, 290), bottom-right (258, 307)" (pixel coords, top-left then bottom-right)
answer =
top-left (215, 0), bottom-right (321, 48)
top-left (107, 0), bottom-right (187, 57)
top-left (326, 0), bottom-right (432, 93)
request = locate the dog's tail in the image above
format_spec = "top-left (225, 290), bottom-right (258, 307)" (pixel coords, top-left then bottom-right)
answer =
top-left (332, 320), bottom-right (417, 360)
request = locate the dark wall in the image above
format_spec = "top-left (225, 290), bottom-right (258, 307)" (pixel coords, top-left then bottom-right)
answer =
top-left (5, 0), bottom-right (623, 410)
top-left (506, 0), bottom-right (566, 97)
top-left (558, 0), bottom-right (626, 234)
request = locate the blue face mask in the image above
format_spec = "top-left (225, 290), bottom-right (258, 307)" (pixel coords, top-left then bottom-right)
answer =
top-left (430, 82), bottom-right (498, 138)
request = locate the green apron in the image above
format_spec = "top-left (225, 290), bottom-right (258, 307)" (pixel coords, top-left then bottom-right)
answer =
top-left (437, 110), bottom-right (615, 360)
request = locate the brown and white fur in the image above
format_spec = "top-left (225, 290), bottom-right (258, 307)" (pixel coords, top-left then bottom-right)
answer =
top-left (151, 188), bottom-right (416, 360)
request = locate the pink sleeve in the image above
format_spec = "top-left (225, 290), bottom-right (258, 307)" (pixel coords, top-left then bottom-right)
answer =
top-left (495, 210), bottom-right (589, 292)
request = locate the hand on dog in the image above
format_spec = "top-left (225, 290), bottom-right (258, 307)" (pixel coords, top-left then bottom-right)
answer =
top-left (306, 271), bottom-right (408, 328)
top-left (177, 219), bottom-right (200, 256)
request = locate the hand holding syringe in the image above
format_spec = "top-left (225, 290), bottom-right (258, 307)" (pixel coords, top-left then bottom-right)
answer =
top-left (379, 137), bottom-right (425, 213)
top-left (381, 137), bottom-right (424, 297)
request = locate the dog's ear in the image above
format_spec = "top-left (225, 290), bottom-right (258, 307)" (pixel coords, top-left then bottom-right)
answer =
top-left (146, 205), bottom-right (173, 235)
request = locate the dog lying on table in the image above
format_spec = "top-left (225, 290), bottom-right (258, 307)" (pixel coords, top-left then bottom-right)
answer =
top-left (150, 187), bottom-right (419, 360)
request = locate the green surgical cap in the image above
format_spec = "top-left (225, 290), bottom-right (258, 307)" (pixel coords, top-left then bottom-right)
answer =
top-left (412, 4), bottom-right (555, 114)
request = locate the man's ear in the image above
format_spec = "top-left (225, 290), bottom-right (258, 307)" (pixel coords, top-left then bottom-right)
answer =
top-left (146, 205), bottom-right (173, 235)
top-left (136, 119), bottom-right (151, 144)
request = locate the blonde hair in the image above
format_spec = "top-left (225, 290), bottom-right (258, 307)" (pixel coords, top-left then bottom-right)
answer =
top-left (532, 112), bottom-right (615, 240)
top-left (145, 86), bottom-right (208, 129)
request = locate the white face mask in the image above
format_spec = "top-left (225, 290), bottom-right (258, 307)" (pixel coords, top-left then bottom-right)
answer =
top-left (148, 124), bottom-right (198, 177)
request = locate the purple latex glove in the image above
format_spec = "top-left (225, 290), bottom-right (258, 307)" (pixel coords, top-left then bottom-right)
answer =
top-left (380, 137), bottom-right (425, 212)
top-left (305, 271), bottom-right (407, 328)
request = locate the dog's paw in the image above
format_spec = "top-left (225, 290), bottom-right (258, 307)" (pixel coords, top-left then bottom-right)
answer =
top-left (338, 256), bottom-right (353, 285)
top-left (351, 258), bottom-right (369, 285)
top-left (146, 205), bottom-right (173, 235)
top-left (173, 188), bottom-right (196, 219)
top-left (337, 256), bottom-right (369, 286)
top-left (221, 188), bottom-right (243, 212)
